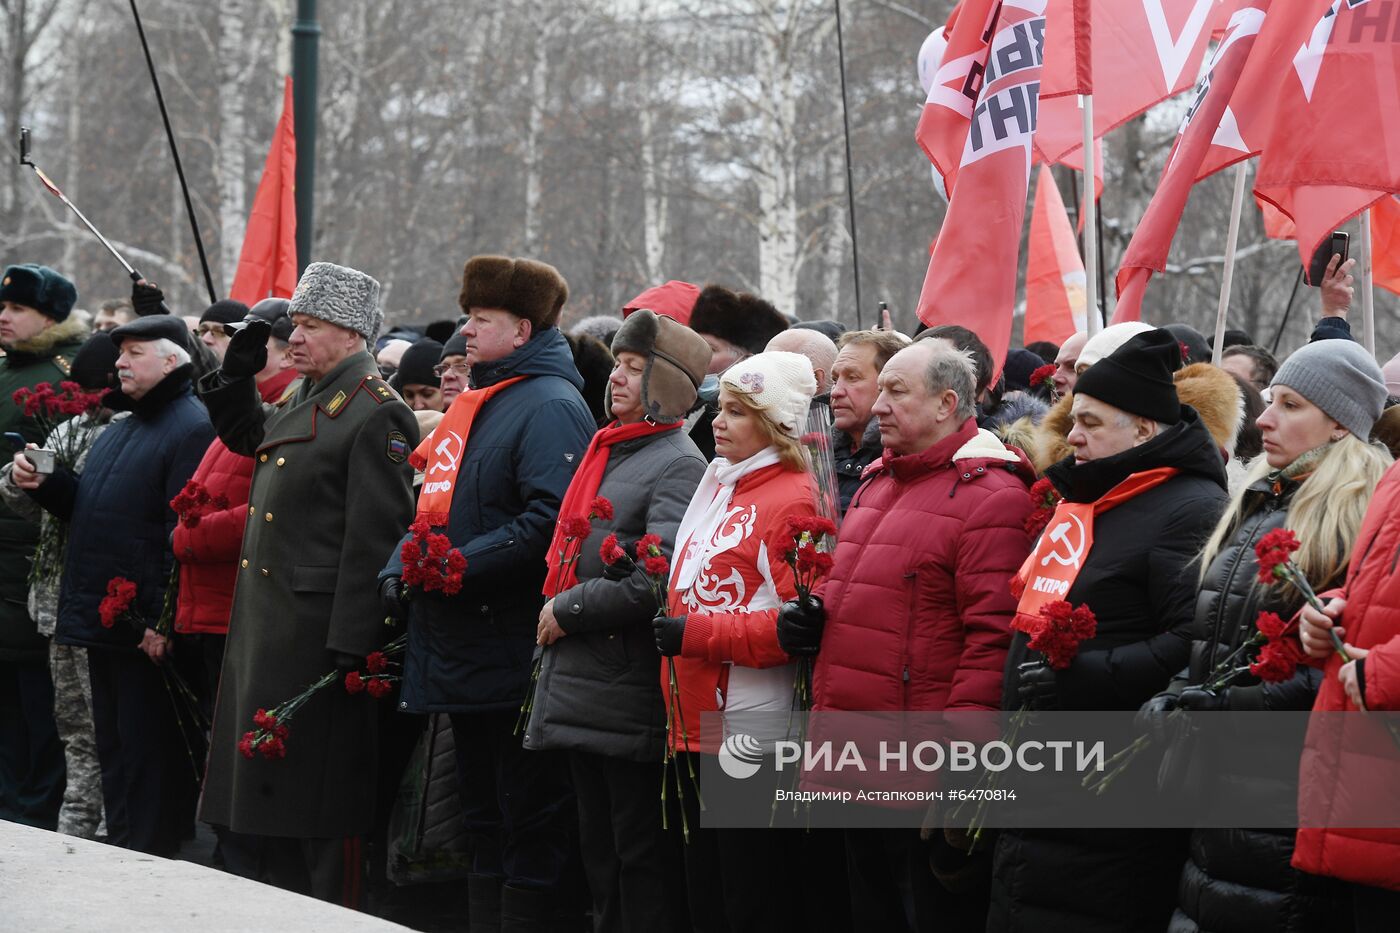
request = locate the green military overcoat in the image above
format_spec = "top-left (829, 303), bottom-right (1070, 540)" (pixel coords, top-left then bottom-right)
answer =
top-left (197, 350), bottom-right (415, 838)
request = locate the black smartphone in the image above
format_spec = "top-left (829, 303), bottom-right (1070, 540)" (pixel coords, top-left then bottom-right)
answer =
top-left (1305, 231), bottom-right (1349, 287)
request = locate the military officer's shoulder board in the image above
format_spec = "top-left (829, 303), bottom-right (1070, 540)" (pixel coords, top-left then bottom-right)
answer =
top-left (52, 355), bottom-right (72, 376)
top-left (359, 375), bottom-right (398, 406)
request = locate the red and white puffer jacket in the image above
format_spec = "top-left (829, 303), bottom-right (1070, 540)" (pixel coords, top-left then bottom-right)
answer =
top-left (666, 458), bottom-right (817, 753)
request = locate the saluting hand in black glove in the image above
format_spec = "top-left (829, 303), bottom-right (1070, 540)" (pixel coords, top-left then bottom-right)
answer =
top-left (220, 317), bottom-right (272, 381)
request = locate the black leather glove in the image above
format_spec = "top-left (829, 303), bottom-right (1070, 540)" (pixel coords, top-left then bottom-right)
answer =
top-left (1016, 661), bottom-right (1059, 710)
top-left (1134, 691), bottom-right (1180, 745)
top-left (332, 651), bottom-right (361, 674)
top-left (1177, 686), bottom-right (1230, 713)
top-left (776, 596), bottom-right (825, 656)
top-left (380, 576), bottom-right (408, 621)
top-left (653, 613), bottom-right (686, 657)
top-left (220, 317), bottom-right (272, 381)
top-left (600, 539), bottom-right (636, 581)
top-left (131, 280), bottom-right (170, 316)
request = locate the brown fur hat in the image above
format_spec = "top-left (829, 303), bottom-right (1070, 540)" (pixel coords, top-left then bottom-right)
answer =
top-left (1371, 403), bottom-right (1400, 461)
top-left (459, 255), bottom-right (569, 331)
top-left (687, 284), bottom-right (788, 355)
top-left (1031, 362), bottom-right (1244, 474)
top-left (564, 331), bottom-right (615, 427)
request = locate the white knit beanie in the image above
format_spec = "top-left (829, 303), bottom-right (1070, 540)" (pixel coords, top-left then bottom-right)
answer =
top-left (719, 351), bottom-right (817, 438)
top-left (1076, 321), bottom-right (1155, 372)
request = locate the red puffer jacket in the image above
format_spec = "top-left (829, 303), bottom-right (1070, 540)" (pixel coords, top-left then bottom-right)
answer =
top-left (813, 418), bottom-right (1034, 713)
top-left (172, 369), bottom-right (298, 634)
top-left (1292, 461), bottom-right (1400, 891)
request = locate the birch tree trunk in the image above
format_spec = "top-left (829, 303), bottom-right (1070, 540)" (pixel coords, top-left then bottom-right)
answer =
top-left (522, 19), bottom-right (554, 255)
top-left (216, 0), bottom-right (249, 292)
top-left (753, 0), bottom-right (801, 314)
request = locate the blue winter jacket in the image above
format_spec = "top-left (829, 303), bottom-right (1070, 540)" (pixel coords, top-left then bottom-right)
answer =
top-left (37, 367), bottom-right (214, 650)
top-left (382, 328), bottom-right (594, 713)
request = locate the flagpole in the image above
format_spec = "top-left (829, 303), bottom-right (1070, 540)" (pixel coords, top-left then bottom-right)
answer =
top-left (1080, 95), bottom-right (1100, 334)
top-left (1359, 208), bottom-right (1376, 356)
top-left (1211, 162), bottom-right (1249, 364)
top-left (833, 0), bottom-right (863, 329)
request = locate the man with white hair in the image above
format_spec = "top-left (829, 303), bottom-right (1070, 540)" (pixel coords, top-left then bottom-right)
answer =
top-left (196, 262), bottom-right (416, 904)
top-left (778, 339), bottom-right (1036, 930)
top-left (14, 315), bottom-right (215, 856)
top-left (766, 326), bottom-right (838, 396)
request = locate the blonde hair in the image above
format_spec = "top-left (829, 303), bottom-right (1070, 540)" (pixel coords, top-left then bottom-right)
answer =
top-left (720, 387), bottom-right (807, 471)
top-left (1198, 434), bottom-right (1392, 592)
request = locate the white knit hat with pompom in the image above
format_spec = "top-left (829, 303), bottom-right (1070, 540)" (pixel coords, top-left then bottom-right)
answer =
top-left (719, 350), bottom-right (817, 438)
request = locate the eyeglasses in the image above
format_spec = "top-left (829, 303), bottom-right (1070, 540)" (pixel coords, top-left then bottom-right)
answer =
top-left (433, 362), bottom-right (471, 377)
top-left (196, 324), bottom-right (226, 338)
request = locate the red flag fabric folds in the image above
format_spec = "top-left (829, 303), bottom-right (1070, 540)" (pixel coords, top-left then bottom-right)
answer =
top-left (229, 77), bottom-right (298, 306)
top-left (916, 0), bottom-right (1046, 383)
top-left (1025, 165), bottom-right (1088, 344)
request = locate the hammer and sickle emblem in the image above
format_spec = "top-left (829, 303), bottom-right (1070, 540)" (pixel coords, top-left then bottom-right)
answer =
top-left (1040, 513), bottom-right (1087, 569)
top-left (428, 431), bottom-right (464, 475)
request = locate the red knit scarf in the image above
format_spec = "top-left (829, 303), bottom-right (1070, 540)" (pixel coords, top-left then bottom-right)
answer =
top-left (542, 419), bottom-right (681, 597)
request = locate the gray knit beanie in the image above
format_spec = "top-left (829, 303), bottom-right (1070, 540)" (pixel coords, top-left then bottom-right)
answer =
top-left (288, 261), bottom-right (381, 343)
top-left (1271, 339), bottom-right (1386, 440)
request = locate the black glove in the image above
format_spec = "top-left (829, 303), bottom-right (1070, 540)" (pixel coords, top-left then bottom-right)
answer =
top-left (131, 280), bottom-right (170, 316)
top-left (1177, 686), bottom-right (1230, 713)
top-left (776, 596), bottom-right (825, 656)
top-left (220, 317), bottom-right (272, 381)
top-left (1016, 661), bottom-right (1059, 710)
top-left (1134, 691), bottom-right (1180, 744)
top-left (653, 613), bottom-right (686, 657)
top-left (332, 651), bottom-right (362, 674)
top-left (380, 576), bottom-right (408, 621)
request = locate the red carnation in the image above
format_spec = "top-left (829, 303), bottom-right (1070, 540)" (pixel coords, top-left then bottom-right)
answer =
top-left (99, 577), bottom-right (138, 629)
top-left (1254, 529), bottom-right (1301, 584)
top-left (643, 555), bottom-right (670, 577)
top-left (560, 516), bottom-right (592, 540)
top-left (365, 651), bottom-right (388, 674)
top-left (1255, 611), bottom-right (1289, 641)
top-left (238, 732), bottom-right (256, 759)
top-left (1029, 364), bottom-right (1055, 388)
top-left (409, 517), bottom-right (432, 538)
top-left (1249, 638), bottom-right (1298, 683)
top-left (253, 708), bottom-right (279, 731)
top-left (590, 497), bottom-right (614, 521)
top-left (365, 677), bottom-right (392, 699)
top-left (344, 671), bottom-right (365, 694)
top-left (636, 534), bottom-right (663, 560)
top-left (1019, 600), bottom-right (1097, 670)
top-left (259, 735), bottom-right (287, 759)
top-left (599, 533), bottom-right (626, 565)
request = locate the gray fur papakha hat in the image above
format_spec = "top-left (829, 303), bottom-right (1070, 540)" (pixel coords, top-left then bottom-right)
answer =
top-left (288, 261), bottom-right (382, 343)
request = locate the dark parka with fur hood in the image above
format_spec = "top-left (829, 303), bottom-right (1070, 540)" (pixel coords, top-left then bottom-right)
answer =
top-left (0, 316), bottom-right (86, 659)
top-left (989, 404), bottom-right (1230, 933)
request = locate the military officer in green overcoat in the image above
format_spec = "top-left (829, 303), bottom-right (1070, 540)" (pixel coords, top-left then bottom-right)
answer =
top-left (197, 262), bottom-right (415, 904)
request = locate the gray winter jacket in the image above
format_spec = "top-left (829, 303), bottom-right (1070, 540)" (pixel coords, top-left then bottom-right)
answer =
top-left (523, 427), bottom-right (706, 761)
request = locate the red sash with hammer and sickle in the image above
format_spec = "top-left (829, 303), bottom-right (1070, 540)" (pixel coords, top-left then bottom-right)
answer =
top-left (409, 376), bottom-right (528, 526)
top-left (1012, 467), bottom-right (1179, 627)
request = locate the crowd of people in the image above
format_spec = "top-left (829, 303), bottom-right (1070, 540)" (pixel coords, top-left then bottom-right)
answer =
top-left (0, 250), bottom-right (1397, 933)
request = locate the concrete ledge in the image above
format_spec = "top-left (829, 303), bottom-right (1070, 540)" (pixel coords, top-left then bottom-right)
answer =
top-left (0, 821), bottom-right (413, 932)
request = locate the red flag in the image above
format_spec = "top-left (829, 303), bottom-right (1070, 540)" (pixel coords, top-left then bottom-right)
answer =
top-left (1372, 194), bottom-right (1400, 297)
top-left (1025, 165), bottom-right (1088, 344)
top-left (1112, 2), bottom-right (1270, 323)
top-left (1254, 0), bottom-right (1400, 265)
top-left (1035, 0), bottom-right (1217, 166)
top-left (916, 0), bottom-right (1004, 195)
top-left (916, 0), bottom-right (1046, 384)
top-left (229, 77), bottom-right (298, 305)
top-left (1040, 0), bottom-right (1092, 98)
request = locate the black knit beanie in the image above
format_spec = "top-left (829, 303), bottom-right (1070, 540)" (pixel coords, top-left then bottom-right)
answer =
top-left (1074, 329), bottom-right (1182, 424)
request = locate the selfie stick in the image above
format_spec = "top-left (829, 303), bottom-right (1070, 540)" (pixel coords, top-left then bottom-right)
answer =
top-left (19, 127), bottom-right (141, 281)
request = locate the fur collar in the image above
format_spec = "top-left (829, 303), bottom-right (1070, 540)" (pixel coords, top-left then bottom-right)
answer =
top-left (4, 315), bottom-right (88, 358)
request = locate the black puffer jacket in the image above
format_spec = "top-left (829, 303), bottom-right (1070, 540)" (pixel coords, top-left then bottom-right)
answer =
top-left (833, 417), bottom-right (881, 515)
top-left (1161, 461), bottom-right (1349, 933)
top-left (523, 427), bottom-right (706, 761)
top-left (989, 406), bottom-right (1229, 933)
